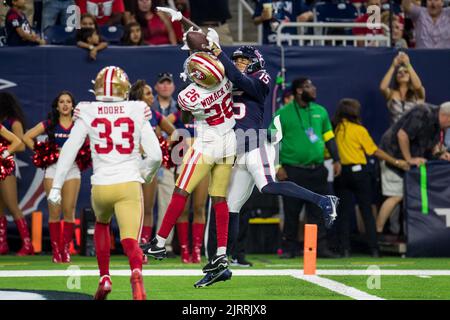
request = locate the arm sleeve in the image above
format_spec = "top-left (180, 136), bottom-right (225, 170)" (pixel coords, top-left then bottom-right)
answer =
top-left (325, 139), bottom-right (340, 162)
top-left (321, 109), bottom-right (335, 142)
top-left (141, 121), bottom-right (162, 164)
top-left (217, 51), bottom-right (267, 103)
top-left (52, 119), bottom-right (89, 189)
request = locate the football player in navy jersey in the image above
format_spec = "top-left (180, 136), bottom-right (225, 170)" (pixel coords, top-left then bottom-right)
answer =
top-left (194, 34), bottom-right (339, 287)
top-left (24, 91), bottom-right (82, 264)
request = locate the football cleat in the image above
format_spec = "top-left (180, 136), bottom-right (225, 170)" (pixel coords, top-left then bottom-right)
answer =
top-left (194, 269), bottom-right (232, 288)
top-left (319, 195), bottom-right (339, 229)
top-left (130, 269), bottom-right (146, 300)
top-left (230, 256), bottom-right (253, 267)
top-left (94, 275), bottom-right (112, 300)
top-left (140, 238), bottom-right (167, 260)
top-left (202, 254), bottom-right (228, 273)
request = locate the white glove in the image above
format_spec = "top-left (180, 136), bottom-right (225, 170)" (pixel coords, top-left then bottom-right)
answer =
top-left (156, 6), bottom-right (183, 22)
top-left (179, 72), bottom-right (188, 82)
top-left (48, 188), bottom-right (62, 206)
top-left (206, 28), bottom-right (221, 50)
top-left (1, 150), bottom-right (10, 159)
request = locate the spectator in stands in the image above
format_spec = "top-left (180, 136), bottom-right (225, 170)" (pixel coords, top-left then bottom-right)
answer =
top-left (133, 0), bottom-right (177, 45)
top-left (189, 0), bottom-right (233, 45)
top-left (80, 12), bottom-right (99, 30)
top-left (381, 11), bottom-right (408, 48)
top-left (272, 77), bottom-right (342, 259)
top-left (332, 98), bottom-right (409, 258)
top-left (76, 27), bottom-right (107, 60)
top-left (402, 0), bottom-right (450, 48)
top-left (41, 0), bottom-right (75, 32)
top-left (253, 0), bottom-right (313, 45)
top-left (376, 51), bottom-right (426, 234)
top-left (151, 72), bottom-right (179, 257)
top-left (379, 51), bottom-right (425, 125)
top-left (1, 0), bottom-right (33, 28)
top-left (121, 21), bottom-right (145, 45)
top-left (4, 0), bottom-right (46, 46)
top-left (76, 0), bottom-right (125, 26)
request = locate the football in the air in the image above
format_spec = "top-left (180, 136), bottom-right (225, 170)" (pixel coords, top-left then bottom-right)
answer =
top-left (185, 30), bottom-right (209, 51)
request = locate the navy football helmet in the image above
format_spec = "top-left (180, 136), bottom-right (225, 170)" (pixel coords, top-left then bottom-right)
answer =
top-left (232, 45), bottom-right (265, 74)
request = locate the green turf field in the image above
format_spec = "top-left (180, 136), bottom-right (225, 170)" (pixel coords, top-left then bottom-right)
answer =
top-left (0, 254), bottom-right (449, 300)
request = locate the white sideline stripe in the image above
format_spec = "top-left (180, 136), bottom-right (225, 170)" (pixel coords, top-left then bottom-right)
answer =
top-left (293, 275), bottom-right (384, 300)
top-left (1, 269), bottom-right (450, 277)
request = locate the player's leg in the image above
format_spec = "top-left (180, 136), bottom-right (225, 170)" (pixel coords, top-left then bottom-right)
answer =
top-left (254, 143), bottom-right (338, 228)
top-left (177, 194), bottom-right (192, 264)
top-left (144, 149), bottom-right (213, 259)
top-left (114, 182), bottom-right (146, 300)
top-left (44, 177), bottom-right (63, 263)
top-left (91, 184), bottom-right (116, 300)
top-left (202, 156), bottom-right (234, 274)
top-left (60, 176), bottom-right (81, 263)
top-left (0, 175), bottom-right (34, 255)
top-left (194, 165), bottom-right (253, 288)
top-left (191, 174), bottom-right (209, 264)
top-left (141, 176), bottom-right (158, 244)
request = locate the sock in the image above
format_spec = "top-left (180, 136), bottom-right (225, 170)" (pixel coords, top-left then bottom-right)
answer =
top-left (156, 234), bottom-right (166, 247)
top-left (121, 238), bottom-right (143, 271)
top-left (94, 222), bottom-right (111, 277)
top-left (192, 222), bottom-right (205, 247)
top-left (214, 201), bottom-right (229, 250)
top-left (157, 193), bottom-right (188, 239)
top-left (227, 212), bottom-right (239, 255)
top-left (140, 226), bottom-right (152, 243)
top-left (217, 246), bottom-right (226, 256)
top-left (262, 181), bottom-right (324, 206)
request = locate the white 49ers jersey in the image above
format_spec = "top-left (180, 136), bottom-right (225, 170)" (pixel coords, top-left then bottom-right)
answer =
top-left (177, 78), bottom-right (235, 139)
top-left (73, 100), bottom-right (151, 185)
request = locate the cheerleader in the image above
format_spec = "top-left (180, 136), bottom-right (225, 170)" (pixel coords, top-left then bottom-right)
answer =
top-left (23, 91), bottom-right (81, 263)
top-left (0, 92), bottom-right (33, 256)
top-left (168, 110), bottom-right (209, 264)
top-left (129, 80), bottom-right (176, 247)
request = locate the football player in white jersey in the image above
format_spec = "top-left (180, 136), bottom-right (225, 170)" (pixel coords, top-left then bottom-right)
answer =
top-left (47, 66), bottom-right (162, 300)
top-left (142, 51), bottom-right (237, 275)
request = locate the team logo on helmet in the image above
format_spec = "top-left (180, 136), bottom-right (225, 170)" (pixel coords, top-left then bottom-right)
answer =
top-left (94, 66), bottom-right (131, 102)
top-left (184, 52), bottom-right (225, 89)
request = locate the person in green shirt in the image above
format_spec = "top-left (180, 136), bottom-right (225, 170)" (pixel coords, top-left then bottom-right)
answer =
top-left (270, 77), bottom-right (342, 259)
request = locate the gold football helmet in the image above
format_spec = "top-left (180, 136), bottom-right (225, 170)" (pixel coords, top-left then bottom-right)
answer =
top-left (94, 66), bottom-right (131, 102)
top-left (184, 52), bottom-right (225, 89)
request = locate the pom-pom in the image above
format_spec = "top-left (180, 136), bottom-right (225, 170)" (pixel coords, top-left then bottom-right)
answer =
top-left (158, 135), bottom-right (174, 169)
top-left (0, 143), bottom-right (15, 180)
top-left (32, 140), bottom-right (59, 169)
top-left (75, 139), bottom-right (92, 171)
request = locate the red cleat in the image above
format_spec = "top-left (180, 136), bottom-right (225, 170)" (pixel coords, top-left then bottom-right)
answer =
top-left (130, 269), bottom-right (146, 300)
top-left (94, 275), bottom-right (112, 300)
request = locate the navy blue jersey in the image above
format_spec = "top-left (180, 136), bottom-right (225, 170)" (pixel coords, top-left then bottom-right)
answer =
top-left (149, 109), bottom-right (163, 130)
top-left (217, 52), bottom-right (271, 153)
top-left (5, 8), bottom-right (35, 46)
top-left (42, 120), bottom-right (73, 148)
